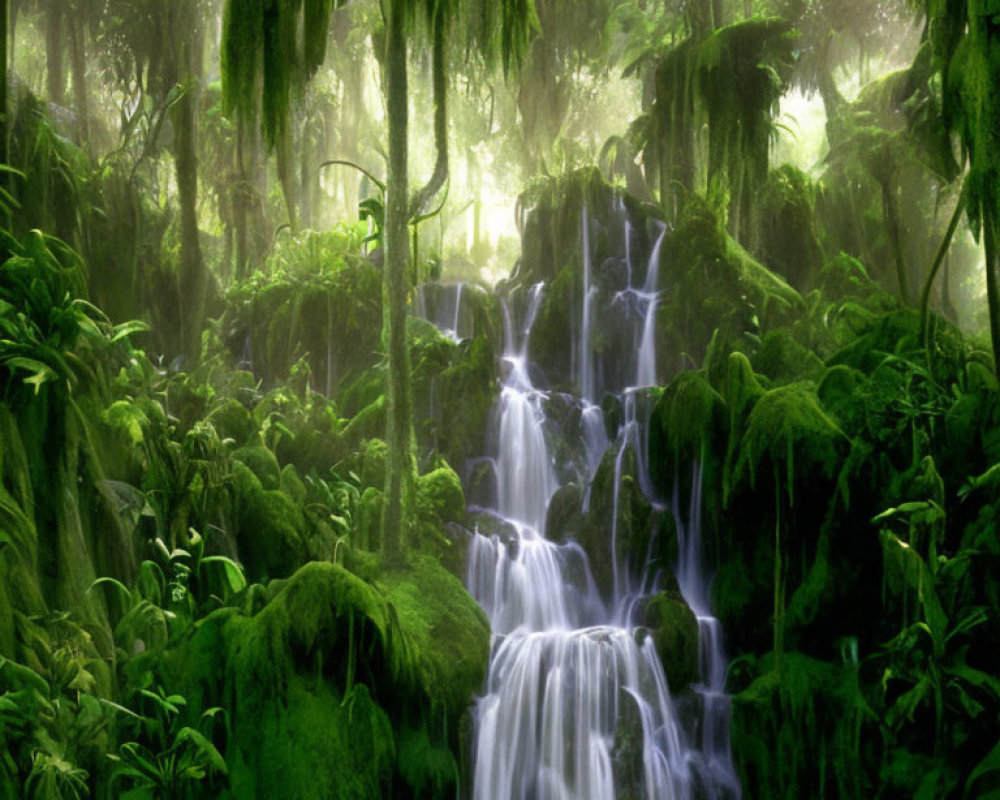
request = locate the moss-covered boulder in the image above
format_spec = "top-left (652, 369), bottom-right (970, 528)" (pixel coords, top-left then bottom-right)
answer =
top-left (232, 445), bottom-right (281, 491)
top-left (414, 464), bottom-right (467, 562)
top-left (580, 444), bottom-right (657, 601)
top-left (230, 460), bottom-right (307, 580)
top-left (734, 381), bottom-right (849, 501)
top-left (429, 335), bottom-right (497, 470)
top-left (168, 556), bottom-right (489, 800)
top-left (649, 371), bottom-right (728, 494)
top-left (636, 583), bottom-right (699, 692)
top-left (752, 329), bottom-right (826, 386)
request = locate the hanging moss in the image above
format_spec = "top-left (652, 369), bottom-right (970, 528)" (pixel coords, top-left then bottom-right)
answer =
top-left (735, 381), bottom-right (849, 503)
top-left (732, 652), bottom-right (869, 800)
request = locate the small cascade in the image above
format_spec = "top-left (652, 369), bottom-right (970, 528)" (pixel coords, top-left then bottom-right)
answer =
top-left (578, 207), bottom-right (596, 402)
top-left (672, 463), bottom-right (741, 799)
top-left (415, 281), bottom-right (470, 341)
top-left (637, 224), bottom-right (667, 389)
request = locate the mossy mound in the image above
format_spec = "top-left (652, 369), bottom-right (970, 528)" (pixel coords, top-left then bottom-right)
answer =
top-left (656, 197), bottom-right (804, 380)
top-left (649, 371), bottom-right (728, 492)
top-left (232, 445), bottom-right (281, 490)
top-left (734, 381), bottom-right (849, 499)
top-left (636, 583), bottom-right (699, 692)
top-left (170, 557), bottom-right (489, 799)
top-left (378, 556), bottom-right (490, 725)
top-left (230, 460), bottom-right (308, 581)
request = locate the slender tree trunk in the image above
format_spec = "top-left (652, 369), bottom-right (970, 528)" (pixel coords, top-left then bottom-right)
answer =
top-left (984, 208), bottom-right (1000, 377)
top-left (920, 188), bottom-right (964, 347)
top-left (174, 55), bottom-right (205, 360)
top-left (883, 182), bottom-right (910, 305)
top-left (1, 0), bottom-right (9, 161)
top-left (69, 22), bottom-right (89, 149)
top-left (235, 119), bottom-right (250, 280)
top-left (46, 4), bottom-right (64, 105)
top-left (381, 0), bottom-right (414, 562)
top-left (277, 126), bottom-right (299, 232)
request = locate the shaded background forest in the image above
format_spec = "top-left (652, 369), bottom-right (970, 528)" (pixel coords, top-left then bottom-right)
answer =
top-left (1, 0), bottom-right (999, 798)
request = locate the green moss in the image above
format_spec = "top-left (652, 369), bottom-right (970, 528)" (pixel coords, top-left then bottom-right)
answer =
top-left (356, 438), bottom-right (389, 491)
top-left (204, 397), bottom-right (255, 446)
top-left (279, 463), bottom-right (307, 505)
top-left (377, 556), bottom-right (490, 722)
top-left (232, 445), bottom-right (281, 491)
top-left (230, 461), bottom-right (307, 580)
top-left (429, 335), bottom-right (497, 469)
top-left (636, 584), bottom-right (698, 692)
top-left (358, 487), bottom-right (385, 553)
top-left (732, 652), bottom-right (867, 799)
top-left (752, 330), bottom-right (825, 386)
top-left (649, 370), bottom-right (727, 491)
top-left (735, 381), bottom-right (849, 503)
top-left (396, 722), bottom-right (459, 798)
top-left (227, 679), bottom-right (394, 800)
top-left (416, 465), bottom-right (465, 526)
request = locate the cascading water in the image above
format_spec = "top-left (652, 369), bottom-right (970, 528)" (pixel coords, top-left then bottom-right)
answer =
top-left (458, 199), bottom-right (738, 799)
top-left (467, 279), bottom-right (691, 799)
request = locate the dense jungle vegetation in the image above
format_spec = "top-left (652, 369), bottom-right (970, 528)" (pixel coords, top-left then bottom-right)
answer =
top-left (1, 0), bottom-right (999, 797)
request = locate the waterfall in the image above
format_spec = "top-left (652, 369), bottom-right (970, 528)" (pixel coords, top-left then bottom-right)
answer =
top-left (464, 198), bottom-right (739, 799)
top-left (415, 281), bottom-right (469, 342)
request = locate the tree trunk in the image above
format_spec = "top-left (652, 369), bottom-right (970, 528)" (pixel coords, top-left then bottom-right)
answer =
top-left (69, 21), bottom-right (89, 149)
top-left (174, 59), bottom-right (205, 360)
top-left (1, 0), bottom-right (8, 159)
top-left (277, 126), bottom-right (299, 232)
top-left (381, 0), bottom-right (414, 562)
top-left (46, 3), bottom-right (64, 105)
top-left (984, 208), bottom-right (1000, 377)
top-left (883, 181), bottom-right (910, 305)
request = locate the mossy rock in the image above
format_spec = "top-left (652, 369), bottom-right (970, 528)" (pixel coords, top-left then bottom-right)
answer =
top-left (204, 397), bottom-right (255, 445)
top-left (545, 483), bottom-right (585, 544)
top-left (280, 463), bottom-right (307, 505)
top-left (396, 722), bottom-right (459, 798)
top-left (414, 464), bottom-right (466, 558)
top-left (232, 445), bottom-right (281, 491)
top-left (226, 679), bottom-right (395, 800)
top-left (649, 370), bottom-right (727, 495)
top-left (754, 164), bottom-right (824, 290)
top-left (377, 556), bottom-right (490, 724)
top-left (581, 445), bottom-right (656, 600)
top-left (230, 461), bottom-right (308, 580)
top-left (734, 381), bottom-right (849, 501)
top-left (635, 584), bottom-right (698, 692)
top-left (732, 652), bottom-right (866, 800)
top-left (752, 329), bottom-right (825, 386)
top-left (429, 335), bottom-right (497, 469)
top-left (416, 465), bottom-right (465, 526)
